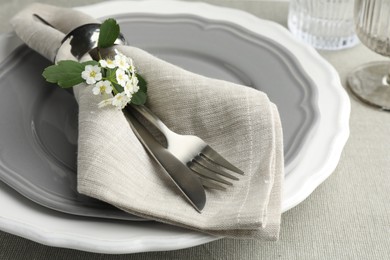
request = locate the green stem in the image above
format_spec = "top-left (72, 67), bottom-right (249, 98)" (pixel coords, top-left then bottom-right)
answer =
top-left (112, 83), bottom-right (122, 95)
top-left (97, 49), bottom-right (103, 61)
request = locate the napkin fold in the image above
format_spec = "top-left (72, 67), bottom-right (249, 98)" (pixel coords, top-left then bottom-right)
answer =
top-left (11, 3), bottom-right (284, 239)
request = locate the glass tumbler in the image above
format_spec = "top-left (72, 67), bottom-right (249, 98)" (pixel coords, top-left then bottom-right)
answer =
top-left (288, 0), bottom-right (359, 50)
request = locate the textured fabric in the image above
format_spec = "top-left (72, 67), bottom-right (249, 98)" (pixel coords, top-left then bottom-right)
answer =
top-left (10, 3), bottom-right (283, 239)
top-left (1, 1), bottom-right (390, 260)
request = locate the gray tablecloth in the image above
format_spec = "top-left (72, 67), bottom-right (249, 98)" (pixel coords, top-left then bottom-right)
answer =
top-left (0, 0), bottom-right (389, 259)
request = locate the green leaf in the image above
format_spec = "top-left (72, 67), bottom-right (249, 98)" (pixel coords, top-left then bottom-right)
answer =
top-left (98, 19), bottom-right (120, 48)
top-left (112, 82), bottom-right (124, 95)
top-left (81, 60), bottom-right (99, 67)
top-left (42, 60), bottom-right (85, 88)
top-left (136, 73), bottom-right (147, 93)
top-left (131, 91), bottom-right (147, 105)
top-left (106, 67), bottom-right (118, 83)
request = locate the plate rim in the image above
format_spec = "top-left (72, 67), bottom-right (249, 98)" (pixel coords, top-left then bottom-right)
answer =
top-left (0, 13), bottom-right (319, 220)
top-left (76, 0), bottom-right (349, 214)
top-left (0, 0), bottom-right (350, 253)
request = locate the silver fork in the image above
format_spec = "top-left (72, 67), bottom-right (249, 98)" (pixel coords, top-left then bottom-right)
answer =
top-left (129, 105), bottom-right (244, 190)
top-left (46, 20), bottom-right (244, 189)
top-left (125, 109), bottom-right (206, 212)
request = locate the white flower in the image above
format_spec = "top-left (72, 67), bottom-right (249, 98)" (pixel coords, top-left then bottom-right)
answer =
top-left (112, 92), bottom-right (131, 109)
top-left (98, 92), bottom-right (131, 109)
top-left (124, 75), bottom-right (140, 96)
top-left (98, 98), bottom-right (113, 108)
top-left (131, 74), bottom-right (139, 86)
top-left (114, 53), bottom-right (130, 70)
top-left (92, 80), bottom-right (113, 95)
top-left (81, 65), bottom-right (102, 85)
top-left (128, 58), bottom-right (136, 74)
top-left (124, 81), bottom-right (139, 96)
top-left (116, 69), bottom-right (129, 87)
top-left (99, 58), bottom-right (116, 69)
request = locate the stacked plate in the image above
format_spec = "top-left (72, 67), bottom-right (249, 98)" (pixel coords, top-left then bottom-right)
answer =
top-left (0, 0), bottom-right (350, 254)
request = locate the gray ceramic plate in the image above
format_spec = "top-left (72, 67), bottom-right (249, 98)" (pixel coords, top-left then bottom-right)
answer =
top-left (0, 14), bottom-right (318, 220)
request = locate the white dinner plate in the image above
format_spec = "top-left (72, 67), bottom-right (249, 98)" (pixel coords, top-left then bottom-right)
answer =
top-left (0, 9), bottom-right (319, 220)
top-left (0, 0), bottom-right (350, 253)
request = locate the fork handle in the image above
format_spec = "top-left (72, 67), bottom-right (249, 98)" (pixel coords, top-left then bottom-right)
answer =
top-left (130, 105), bottom-right (176, 139)
top-left (125, 110), bottom-right (206, 211)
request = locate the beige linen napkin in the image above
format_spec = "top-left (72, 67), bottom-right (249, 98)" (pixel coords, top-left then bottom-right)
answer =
top-left (11, 3), bottom-right (283, 239)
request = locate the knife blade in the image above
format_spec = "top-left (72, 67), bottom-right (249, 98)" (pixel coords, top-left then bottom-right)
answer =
top-left (124, 108), bottom-right (206, 212)
top-left (12, 8), bottom-right (206, 211)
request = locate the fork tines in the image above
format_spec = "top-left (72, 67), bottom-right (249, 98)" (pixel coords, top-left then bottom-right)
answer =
top-left (188, 145), bottom-right (244, 190)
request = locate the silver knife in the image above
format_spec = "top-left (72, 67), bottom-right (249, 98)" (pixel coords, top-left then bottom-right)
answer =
top-left (14, 12), bottom-right (206, 211)
top-left (124, 108), bottom-right (206, 212)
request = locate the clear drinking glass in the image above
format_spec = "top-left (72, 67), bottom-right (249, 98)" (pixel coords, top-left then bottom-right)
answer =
top-left (288, 0), bottom-right (359, 50)
top-left (347, 0), bottom-right (390, 110)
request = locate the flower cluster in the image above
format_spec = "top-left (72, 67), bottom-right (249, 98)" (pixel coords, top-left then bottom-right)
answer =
top-left (81, 50), bottom-right (141, 110)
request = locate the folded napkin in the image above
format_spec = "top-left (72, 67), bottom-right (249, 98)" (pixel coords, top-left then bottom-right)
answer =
top-left (11, 3), bottom-right (283, 239)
